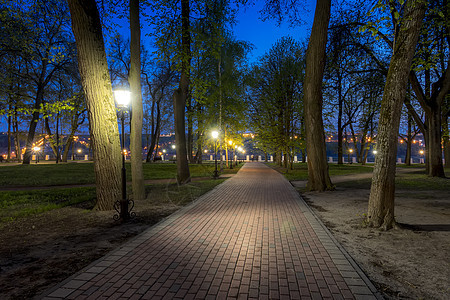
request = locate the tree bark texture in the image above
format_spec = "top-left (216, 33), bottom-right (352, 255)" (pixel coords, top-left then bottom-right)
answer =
top-left (443, 114), bottom-right (450, 168)
top-left (174, 89), bottom-right (191, 183)
top-left (173, 0), bottom-right (191, 184)
top-left (405, 114), bottom-right (412, 165)
top-left (367, 0), bottom-right (426, 229)
top-left (67, 0), bottom-right (122, 210)
top-left (7, 109), bottom-right (11, 161)
top-left (408, 54), bottom-right (450, 176)
top-left (303, 0), bottom-right (333, 191)
top-left (23, 85), bottom-right (45, 164)
top-left (129, 0), bottom-right (146, 201)
top-left (427, 107), bottom-right (445, 176)
top-left (337, 74), bottom-right (343, 165)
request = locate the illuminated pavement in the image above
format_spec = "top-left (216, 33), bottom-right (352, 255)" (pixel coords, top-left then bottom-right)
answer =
top-left (42, 163), bottom-right (380, 299)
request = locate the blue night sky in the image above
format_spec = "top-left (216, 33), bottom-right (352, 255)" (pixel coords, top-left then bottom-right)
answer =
top-left (0, 1), bottom-right (317, 132)
top-left (115, 0), bottom-right (316, 63)
top-left (232, 0), bottom-right (316, 62)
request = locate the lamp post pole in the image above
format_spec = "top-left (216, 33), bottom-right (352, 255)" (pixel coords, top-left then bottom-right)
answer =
top-left (114, 89), bottom-right (132, 222)
top-left (214, 140), bottom-right (219, 178)
top-left (212, 130), bottom-right (219, 179)
top-left (33, 146), bottom-right (40, 164)
top-left (230, 145), bottom-right (234, 169)
top-left (228, 141), bottom-right (233, 169)
top-left (120, 109), bottom-right (129, 221)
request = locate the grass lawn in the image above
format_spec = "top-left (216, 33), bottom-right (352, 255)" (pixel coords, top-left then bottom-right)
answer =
top-left (267, 162), bottom-right (373, 181)
top-left (337, 171), bottom-right (450, 191)
top-left (0, 162), bottom-right (240, 223)
top-left (0, 161), bottom-right (241, 187)
top-left (268, 162), bottom-right (450, 192)
top-left (0, 187), bottom-right (96, 222)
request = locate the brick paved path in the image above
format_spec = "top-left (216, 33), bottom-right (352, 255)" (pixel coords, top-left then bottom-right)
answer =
top-left (42, 163), bottom-right (380, 300)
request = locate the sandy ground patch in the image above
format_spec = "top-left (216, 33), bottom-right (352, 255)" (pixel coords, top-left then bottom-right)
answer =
top-left (296, 172), bottom-right (450, 300)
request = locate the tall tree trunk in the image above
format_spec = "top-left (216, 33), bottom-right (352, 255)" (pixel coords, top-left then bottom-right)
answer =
top-left (56, 114), bottom-right (61, 163)
top-left (427, 107), bottom-right (445, 176)
top-left (146, 95), bottom-right (156, 162)
top-left (304, 0), bottom-right (333, 191)
top-left (23, 91), bottom-right (44, 164)
top-left (152, 126), bottom-right (161, 162)
top-left (337, 72), bottom-right (343, 164)
top-left (62, 134), bottom-right (75, 162)
top-left (367, 0), bottom-right (426, 230)
top-left (44, 118), bottom-right (58, 158)
top-left (349, 123), bottom-right (358, 163)
top-left (67, 0), bottom-right (122, 211)
top-left (405, 113), bottom-right (412, 165)
top-left (196, 136), bottom-right (203, 164)
top-left (7, 107), bottom-right (11, 161)
top-left (187, 100), bottom-right (193, 162)
top-left (443, 113), bottom-right (450, 168)
top-left (13, 109), bottom-right (21, 162)
top-left (129, 0), bottom-right (145, 201)
top-left (408, 68), bottom-right (449, 177)
top-left (173, 0), bottom-right (191, 184)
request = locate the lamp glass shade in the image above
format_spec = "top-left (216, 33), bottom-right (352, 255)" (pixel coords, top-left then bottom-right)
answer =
top-left (114, 89), bottom-right (131, 107)
top-left (212, 130), bottom-right (219, 139)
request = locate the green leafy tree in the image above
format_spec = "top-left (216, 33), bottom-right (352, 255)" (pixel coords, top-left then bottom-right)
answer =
top-left (247, 36), bottom-right (305, 168)
top-left (405, 0), bottom-right (449, 177)
top-left (14, 0), bottom-right (76, 164)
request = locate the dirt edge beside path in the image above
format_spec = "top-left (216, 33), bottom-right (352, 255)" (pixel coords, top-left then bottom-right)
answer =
top-left (300, 183), bottom-right (449, 300)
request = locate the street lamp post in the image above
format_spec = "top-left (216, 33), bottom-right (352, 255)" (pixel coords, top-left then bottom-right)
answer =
top-left (33, 146), bottom-right (40, 164)
top-left (114, 89), bottom-right (131, 222)
top-left (348, 148), bottom-right (353, 164)
top-left (228, 140), bottom-right (233, 169)
top-left (237, 146), bottom-right (243, 164)
top-left (171, 144), bottom-right (176, 160)
top-left (212, 130), bottom-right (219, 179)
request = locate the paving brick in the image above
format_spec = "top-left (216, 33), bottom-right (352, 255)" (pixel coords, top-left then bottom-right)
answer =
top-left (40, 163), bottom-right (378, 300)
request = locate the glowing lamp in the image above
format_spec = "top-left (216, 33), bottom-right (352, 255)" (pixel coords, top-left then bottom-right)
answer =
top-left (114, 89), bottom-right (131, 108)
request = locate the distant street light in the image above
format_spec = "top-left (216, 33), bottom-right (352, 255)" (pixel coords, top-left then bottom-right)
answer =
top-left (33, 146), bottom-right (41, 164)
top-left (114, 89), bottom-right (132, 222)
top-left (212, 130), bottom-right (219, 179)
top-left (171, 144), bottom-right (176, 149)
top-left (228, 140), bottom-right (233, 169)
top-left (373, 150), bottom-right (378, 155)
